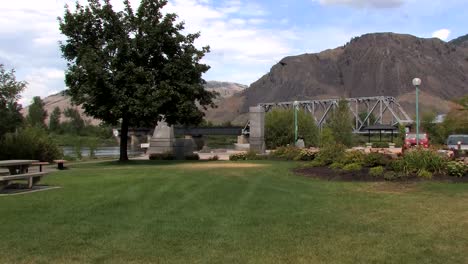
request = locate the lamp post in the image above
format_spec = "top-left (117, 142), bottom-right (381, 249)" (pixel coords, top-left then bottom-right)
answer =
top-left (412, 78), bottom-right (422, 146)
top-left (293, 101), bottom-right (299, 144)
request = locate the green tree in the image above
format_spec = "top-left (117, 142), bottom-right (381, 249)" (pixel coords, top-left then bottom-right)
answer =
top-left (59, 0), bottom-right (216, 161)
top-left (49, 106), bottom-right (62, 132)
top-left (265, 108), bottom-right (319, 149)
top-left (63, 108), bottom-right (86, 135)
top-left (327, 99), bottom-right (353, 147)
top-left (0, 64), bottom-right (26, 137)
top-left (27, 96), bottom-right (47, 128)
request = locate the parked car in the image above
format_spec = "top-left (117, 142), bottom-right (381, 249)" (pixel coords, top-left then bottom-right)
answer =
top-left (404, 133), bottom-right (429, 148)
top-left (446, 135), bottom-right (468, 150)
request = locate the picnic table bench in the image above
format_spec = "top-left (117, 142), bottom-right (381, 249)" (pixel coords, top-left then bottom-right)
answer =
top-left (0, 160), bottom-right (49, 190)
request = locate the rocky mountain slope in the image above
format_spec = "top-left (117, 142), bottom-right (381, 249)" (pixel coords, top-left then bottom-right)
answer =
top-left (213, 32), bottom-right (468, 124)
top-left (23, 81), bottom-right (246, 126)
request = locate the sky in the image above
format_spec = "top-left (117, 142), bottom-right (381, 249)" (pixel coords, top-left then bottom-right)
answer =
top-left (0, 0), bottom-right (467, 105)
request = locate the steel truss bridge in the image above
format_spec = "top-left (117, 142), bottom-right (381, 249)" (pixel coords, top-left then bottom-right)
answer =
top-left (256, 96), bottom-right (413, 133)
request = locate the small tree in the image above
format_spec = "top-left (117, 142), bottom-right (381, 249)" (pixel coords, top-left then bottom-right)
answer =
top-left (0, 64), bottom-right (26, 138)
top-left (27, 96), bottom-right (47, 128)
top-left (265, 108), bottom-right (319, 149)
top-left (327, 99), bottom-right (353, 147)
top-left (49, 106), bottom-right (62, 132)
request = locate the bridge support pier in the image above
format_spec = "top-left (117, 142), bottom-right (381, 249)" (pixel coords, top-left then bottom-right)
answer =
top-left (249, 106), bottom-right (265, 154)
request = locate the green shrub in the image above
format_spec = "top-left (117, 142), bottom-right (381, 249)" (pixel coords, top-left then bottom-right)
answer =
top-left (384, 171), bottom-right (398, 181)
top-left (208, 155), bottom-right (219, 161)
top-left (316, 144), bottom-right (346, 165)
top-left (265, 108), bottom-right (319, 149)
top-left (329, 162), bottom-right (344, 170)
top-left (342, 163), bottom-right (362, 172)
top-left (417, 169), bottom-right (432, 179)
top-left (372, 142), bottom-right (389, 148)
top-left (295, 148), bottom-right (317, 161)
top-left (388, 158), bottom-right (405, 172)
top-left (341, 150), bottom-right (365, 165)
top-left (0, 126), bottom-right (62, 162)
top-left (229, 153), bottom-right (247, 161)
top-left (272, 146), bottom-right (302, 160)
top-left (363, 153), bottom-right (390, 167)
top-left (369, 166), bottom-right (385, 177)
top-left (402, 149), bottom-right (447, 174)
top-left (184, 153), bottom-right (200, 160)
top-left (149, 152), bottom-right (175, 160)
top-left (446, 161), bottom-right (466, 177)
top-left (309, 159), bottom-right (326, 167)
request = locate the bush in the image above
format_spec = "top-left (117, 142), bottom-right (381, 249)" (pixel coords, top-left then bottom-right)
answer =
top-left (363, 152), bottom-right (390, 167)
top-left (246, 150), bottom-right (258, 160)
top-left (0, 126), bottom-right (62, 162)
top-left (295, 148), bottom-right (317, 161)
top-left (185, 153), bottom-right (200, 160)
top-left (208, 155), bottom-right (219, 161)
top-left (272, 146), bottom-right (302, 160)
top-left (265, 108), bottom-right (319, 149)
top-left (315, 144), bottom-right (346, 166)
top-left (369, 166), bottom-right (385, 177)
top-left (341, 150), bottom-right (365, 165)
top-left (388, 158), bottom-right (405, 172)
top-left (229, 153), bottom-right (247, 161)
top-left (372, 142), bottom-right (390, 148)
top-left (417, 169), bottom-right (432, 179)
top-left (342, 163), bottom-right (362, 172)
top-left (329, 162), bottom-right (344, 170)
top-left (384, 171), bottom-right (398, 181)
top-left (402, 149), bottom-right (447, 174)
top-left (309, 159), bottom-right (326, 167)
top-left (446, 161), bottom-right (466, 177)
top-left (149, 152), bottom-right (175, 160)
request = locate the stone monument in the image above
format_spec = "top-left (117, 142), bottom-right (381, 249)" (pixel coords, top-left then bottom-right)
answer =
top-left (148, 119), bottom-right (175, 155)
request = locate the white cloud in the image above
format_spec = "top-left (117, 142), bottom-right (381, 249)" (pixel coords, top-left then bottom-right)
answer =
top-left (432, 29), bottom-right (451, 41)
top-left (316, 0), bottom-right (405, 8)
top-left (19, 68), bottom-right (64, 106)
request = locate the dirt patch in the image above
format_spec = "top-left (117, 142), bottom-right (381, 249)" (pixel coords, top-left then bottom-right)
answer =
top-left (294, 167), bottom-right (468, 183)
top-left (176, 162), bottom-right (269, 169)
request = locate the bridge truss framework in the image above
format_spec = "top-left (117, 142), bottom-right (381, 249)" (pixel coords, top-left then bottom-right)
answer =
top-left (258, 96), bottom-right (413, 133)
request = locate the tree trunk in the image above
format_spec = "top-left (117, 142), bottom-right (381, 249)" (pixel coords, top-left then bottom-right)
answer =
top-left (119, 117), bottom-right (129, 162)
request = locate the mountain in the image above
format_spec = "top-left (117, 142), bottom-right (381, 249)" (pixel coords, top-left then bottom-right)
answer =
top-left (450, 34), bottom-right (468, 48)
top-left (204, 81), bottom-right (247, 99)
top-left (213, 32), bottom-right (468, 124)
top-left (22, 81), bottom-right (246, 126)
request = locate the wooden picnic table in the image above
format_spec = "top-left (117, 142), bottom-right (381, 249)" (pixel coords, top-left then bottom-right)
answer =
top-left (0, 160), bottom-right (48, 189)
top-left (0, 160), bottom-right (38, 175)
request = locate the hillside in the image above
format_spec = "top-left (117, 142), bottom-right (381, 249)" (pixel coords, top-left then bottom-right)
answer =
top-left (213, 32), bottom-right (468, 124)
top-left (22, 81), bottom-right (246, 126)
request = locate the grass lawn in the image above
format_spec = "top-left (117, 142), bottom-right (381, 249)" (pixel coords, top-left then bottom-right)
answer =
top-left (0, 160), bottom-right (467, 263)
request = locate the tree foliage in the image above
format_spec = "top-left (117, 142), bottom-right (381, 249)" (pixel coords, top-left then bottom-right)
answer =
top-left (0, 64), bottom-right (26, 137)
top-left (265, 108), bottom-right (319, 149)
top-left (0, 126), bottom-right (62, 162)
top-left (327, 99), bottom-right (353, 147)
top-left (58, 0), bottom-right (216, 161)
top-left (27, 96), bottom-right (47, 128)
top-left (49, 106), bottom-right (62, 132)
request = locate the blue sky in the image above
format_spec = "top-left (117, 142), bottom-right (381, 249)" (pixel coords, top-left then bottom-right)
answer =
top-left (0, 0), bottom-right (466, 105)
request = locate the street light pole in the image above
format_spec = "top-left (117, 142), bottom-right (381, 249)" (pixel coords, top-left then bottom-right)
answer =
top-left (412, 78), bottom-right (422, 146)
top-left (294, 101), bottom-right (299, 144)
